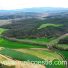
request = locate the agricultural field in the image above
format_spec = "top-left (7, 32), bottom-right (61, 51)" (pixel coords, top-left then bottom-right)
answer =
top-left (23, 37), bottom-right (55, 43)
top-left (54, 44), bottom-right (68, 50)
top-left (15, 48), bottom-right (63, 61)
top-left (0, 54), bottom-right (7, 61)
top-left (0, 28), bottom-right (46, 48)
top-left (0, 28), bottom-right (67, 68)
top-left (0, 20), bottom-right (11, 26)
top-left (0, 53), bottom-right (45, 68)
top-left (0, 28), bottom-right (7, 34)
top-left (0, 37), bottom-right (47, 48)
top-left (38, 24), bottom-right (63, 29)
top-left (0, 48), bottom-right (65, 68)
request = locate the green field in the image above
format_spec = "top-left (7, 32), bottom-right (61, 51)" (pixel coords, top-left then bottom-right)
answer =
top-left (0, 28), bottom-right (67, 68)
top-left (0, 28), bottom-right (46, 48)
top-left (0, 38), bottom-right (46, 48)
top-left (0, 48), bottom-right (65, 68)
top-left (24, 37), bottom-right (55, 43)
top-left (58, 50), bottom-right (68, 60)
top-left (0, 28), bottom-right (7, 34)
top-left (0, 48), bottom-right (44, 61)
top-left (15, 48), bottom-right (63, 61)
top-left (55, 44), bottom-right (68, 50)
top-left (38, 24), bottom-right (63, 29)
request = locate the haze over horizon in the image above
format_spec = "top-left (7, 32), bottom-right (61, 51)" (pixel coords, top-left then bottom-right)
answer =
top-left (0, 0), bottom-right (68, 10)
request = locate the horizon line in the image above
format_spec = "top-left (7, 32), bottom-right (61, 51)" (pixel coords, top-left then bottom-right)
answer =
top-left (0, 7), bottom-right (68, 10)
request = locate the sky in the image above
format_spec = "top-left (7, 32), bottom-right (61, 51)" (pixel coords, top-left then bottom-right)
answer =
top-left (0, 0), bottom-right (68, 10)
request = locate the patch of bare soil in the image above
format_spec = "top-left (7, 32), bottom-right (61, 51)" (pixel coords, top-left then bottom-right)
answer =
top-left (0, 54), bottom-right (46, 68)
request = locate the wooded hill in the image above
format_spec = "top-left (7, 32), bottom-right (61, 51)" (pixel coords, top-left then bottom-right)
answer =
top-left (1, 14), bottom-right (68, 39)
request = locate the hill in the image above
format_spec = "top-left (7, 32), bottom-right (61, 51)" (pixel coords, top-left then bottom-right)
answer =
top-left (1, 15), bottom-right (68, 39)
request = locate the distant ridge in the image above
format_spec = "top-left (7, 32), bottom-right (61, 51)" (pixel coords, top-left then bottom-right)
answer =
top-left (0, 7), bottom-right (68, 12)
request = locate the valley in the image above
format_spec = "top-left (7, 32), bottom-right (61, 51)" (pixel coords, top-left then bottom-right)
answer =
top-left (0, 7), bottom-right (68, 68)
